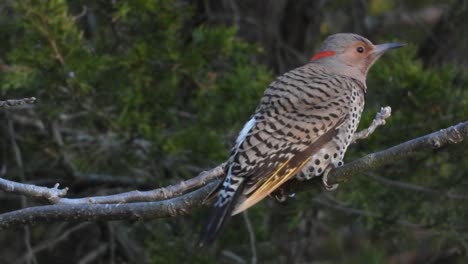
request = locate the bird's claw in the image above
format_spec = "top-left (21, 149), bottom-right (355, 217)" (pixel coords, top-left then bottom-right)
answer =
top-left (322, 166), bottom-right (339, 191)
top-left (270, 188), bottom-right (289, 203)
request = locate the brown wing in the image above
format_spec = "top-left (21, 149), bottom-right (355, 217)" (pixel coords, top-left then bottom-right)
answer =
top-left (231, 113), bottom-right (345, 215)
top-left (228, 77), bottom-right (350, 215)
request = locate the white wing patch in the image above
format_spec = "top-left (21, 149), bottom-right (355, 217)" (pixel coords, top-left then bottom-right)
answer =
top-left (235, 117), bottom-right (256, 150)
top-left (214, 117), bottom-right (256, 207)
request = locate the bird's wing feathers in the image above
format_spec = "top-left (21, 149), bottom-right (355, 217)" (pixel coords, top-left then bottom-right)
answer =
top-left (232, 111), bottom-right (346, 214)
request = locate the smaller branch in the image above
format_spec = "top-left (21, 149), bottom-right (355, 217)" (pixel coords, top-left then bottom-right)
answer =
top-left (56, 163), bottom-right (225, 205)
top-left (23, 225), bottom-right (38, 264)
top-left (353, 106), bottom-right (392, 143)
top-left (281, 120), bottom-right (468, 194)
top-left (19, 223), bottom-right (91, 263)
top-left (242, 211), bottom-right (257, 264)
top-left (78, 243), bottom-right (108, 264)
top-left (0, 164), bottom-right (225, 205)
top-left (221, 250), bottom-right (247, 264)
top-left (73, 5), bottom-right (88, 21)
top-left (107, 223), bottom-right (116, 264)
top-left (0, 97), bottom-right (36, 108)
top-left (0, 181), bottom-right (218, 231)
top-left (229, 0), bottom-right (241, 29)
top-left (9, 113), bottom-right (46, 132)
top-left (0, 177), bottom-right (68, 204)
top-left (47, 34), bottom-right (65, 66)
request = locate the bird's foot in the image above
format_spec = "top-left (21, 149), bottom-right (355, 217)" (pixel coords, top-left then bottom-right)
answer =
top-left (270, 187), bottom-right (292, 203)
top-left (322, 166), bottom-right (339, 191)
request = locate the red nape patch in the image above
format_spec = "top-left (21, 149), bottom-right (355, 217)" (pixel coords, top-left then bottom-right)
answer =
top-left (310, 50), bottom-right (336, 61)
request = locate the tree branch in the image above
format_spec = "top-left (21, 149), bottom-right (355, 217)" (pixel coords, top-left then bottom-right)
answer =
top-left (56, 164), bottom-right (225, 205)
top-left (0, 181), bottom-right (218, 230)
top-left (0, 97), bottom-right (36, 108)
top-left (0, 164), bottom-right (225, 205)
top-left (18, 223), bottom-right (91, 263)
top-left (0, 120), bottom-right (465, 230)
top-left (353, 106), bottom-right (392, 142)
top-left (281, 120), bottom-right (467, 193)
top-left (0, 178), bottom-right (68, 204)
top-left (242, 211), bottom-right (257, 264)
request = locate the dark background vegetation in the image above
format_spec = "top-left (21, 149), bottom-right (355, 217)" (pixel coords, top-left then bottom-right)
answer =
top-left (0, 0), bottom-right (467, 263)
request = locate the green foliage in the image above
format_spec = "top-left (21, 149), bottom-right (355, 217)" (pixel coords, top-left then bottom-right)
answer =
top-left (1, 0), bottom-right (271, 166)
top-left (368, 0), bottom-right (394, 15)
top-left (110, 0), bottom-right (272, 162)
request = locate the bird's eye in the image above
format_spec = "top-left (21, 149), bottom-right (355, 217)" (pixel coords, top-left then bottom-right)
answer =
top-left (356, 46), bottom-right (365, 53)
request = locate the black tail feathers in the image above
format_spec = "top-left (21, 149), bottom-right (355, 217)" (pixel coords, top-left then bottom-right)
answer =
top-left (198, 203), bottom-right (234, 247)
top-left (198, 182), bottom-right (245, 247)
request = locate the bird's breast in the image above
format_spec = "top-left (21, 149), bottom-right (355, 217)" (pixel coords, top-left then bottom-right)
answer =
top-left (296, 82), bottom-right (365, 180)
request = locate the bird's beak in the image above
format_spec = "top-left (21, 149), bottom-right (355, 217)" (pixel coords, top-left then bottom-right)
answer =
top-left (371, 43), bottom-right (406, 55)
top-left (365, 42), bottom-right (405, 71)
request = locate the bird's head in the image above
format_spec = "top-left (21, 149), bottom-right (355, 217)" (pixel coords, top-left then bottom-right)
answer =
top-left (310, 33), bottom-right (405, 82)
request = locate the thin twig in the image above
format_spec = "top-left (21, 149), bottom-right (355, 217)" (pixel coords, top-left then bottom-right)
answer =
top-left (55, 164), bottom-right (225, 205)
top-left (0, 97), bottom-right (36, 108)
top-left (0, 177), bottom-right (68, 203)
top-left (353, 106), bottom-right (392, 143)
top-left (19, 223), bottom-right (91, 263)
top-left (0, 164), bottom-right (224, 205)
top-left (242, 211), bottom-right (257, 264)
top-left (221, 250), bottom-right (247, 264)
top-left (73, 5), bottom-right (88, 21)
top-left (108, 222), bottom-right (116, 264)
top-left (0, 180), bottom-right (218, 230)
top-left (78, 243), bottom-right (108, 264)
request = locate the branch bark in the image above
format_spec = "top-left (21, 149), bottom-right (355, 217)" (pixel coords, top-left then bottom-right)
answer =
top-left (0, 120), bottom-right (466, 230)
top-left (0, 178), bottom-right (68, 204)
top-left (352, 106), bottom-right (392, 143)
top-left (0, 164), bottom-right (225, 205)
top-left (0, 97), bottom-right (36, 108)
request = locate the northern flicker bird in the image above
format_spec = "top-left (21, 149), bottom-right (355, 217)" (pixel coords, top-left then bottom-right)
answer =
top-left (199, 33), bottom-right (404, 246)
